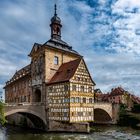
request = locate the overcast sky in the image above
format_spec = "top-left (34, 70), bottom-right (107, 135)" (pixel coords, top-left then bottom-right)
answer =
top-left (0, 0), bottom-right (140, 96)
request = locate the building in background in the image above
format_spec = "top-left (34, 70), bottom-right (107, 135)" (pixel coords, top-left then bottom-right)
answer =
top-left (95, 87), bottom-right (140, 109)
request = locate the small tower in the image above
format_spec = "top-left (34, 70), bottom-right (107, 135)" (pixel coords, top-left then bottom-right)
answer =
top-left (50, 4), bottom-right (62, 40)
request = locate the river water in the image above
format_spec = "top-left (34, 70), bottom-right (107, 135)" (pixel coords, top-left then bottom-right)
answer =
top-left (0, 125), bottom-right (140, 140)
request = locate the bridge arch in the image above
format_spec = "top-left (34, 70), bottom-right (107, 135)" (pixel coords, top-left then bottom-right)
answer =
top-left (93, 103), bottom-right (113, 124)
top-left (94, 108), bottom-right (112, 124)
top-left (5, 108), bottom-right (46, 126)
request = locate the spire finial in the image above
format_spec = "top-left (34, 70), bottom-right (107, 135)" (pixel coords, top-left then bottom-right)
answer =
top-left (54, 4), bottom-right (57, 16)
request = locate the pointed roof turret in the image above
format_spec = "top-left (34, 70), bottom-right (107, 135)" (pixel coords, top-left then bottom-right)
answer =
top-left (50, 4), bottom-right (62, 40)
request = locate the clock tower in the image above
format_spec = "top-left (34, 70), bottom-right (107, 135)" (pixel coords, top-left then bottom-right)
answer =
top-left (50, 4), bottom-right (62, 40)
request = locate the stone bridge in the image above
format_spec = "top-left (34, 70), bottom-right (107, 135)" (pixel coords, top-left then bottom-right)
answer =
top-left (4, 103), bottom-right (47, 129)
top-left (93, 103), bottom-right (119, 124)
top-left (4, 102), bottom-right (120, 129)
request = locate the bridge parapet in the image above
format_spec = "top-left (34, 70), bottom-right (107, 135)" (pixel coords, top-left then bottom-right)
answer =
top-left (5, 102), bottom-right (45, 106)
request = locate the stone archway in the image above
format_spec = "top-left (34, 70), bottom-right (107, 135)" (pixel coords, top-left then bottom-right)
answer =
top-left (34, 89), bottom-right (41, 102)
top-left (94, 108), bottom-right (112, 124)
top-left (5, 109), bottom-right (46, 129)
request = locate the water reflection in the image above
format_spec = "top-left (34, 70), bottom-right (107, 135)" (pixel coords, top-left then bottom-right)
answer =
top-left (0, 125), bottom-right (140, 140)
top-left (0, 128), bottom-right (6, 140)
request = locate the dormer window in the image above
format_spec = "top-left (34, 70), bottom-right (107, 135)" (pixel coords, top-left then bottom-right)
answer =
top-left (54, 56), bottom-right (59, 65)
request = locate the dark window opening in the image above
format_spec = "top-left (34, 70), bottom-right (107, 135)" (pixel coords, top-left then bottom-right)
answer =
top-left (34, 89), bottom-right (41, 102)
top-left (81, 86), bottom-right (84, 92)
top-left (83, 98), bottom-right (86, 103)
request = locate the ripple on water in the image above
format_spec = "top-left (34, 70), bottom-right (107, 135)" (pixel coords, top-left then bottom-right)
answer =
top-left (100, 130), bottom-right (140, 140)
top-left (1, 126), bottom-right (140, 140)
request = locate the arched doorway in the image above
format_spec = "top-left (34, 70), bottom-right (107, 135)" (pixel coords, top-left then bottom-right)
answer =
top-left (94, 108), bottom-right (112, 124)
top-left (34, 89), bottom-right (41, 102)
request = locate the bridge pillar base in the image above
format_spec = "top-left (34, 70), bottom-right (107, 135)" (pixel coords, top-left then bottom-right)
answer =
top-left (48, 121), bottom-right (90, 133)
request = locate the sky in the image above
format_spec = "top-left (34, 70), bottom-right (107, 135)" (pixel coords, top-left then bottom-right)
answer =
top-left (0, 0), bottom-right (140, 96)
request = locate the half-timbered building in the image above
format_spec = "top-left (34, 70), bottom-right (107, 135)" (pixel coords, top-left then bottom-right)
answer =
top-left (4, 4), bottom-right (96, 131)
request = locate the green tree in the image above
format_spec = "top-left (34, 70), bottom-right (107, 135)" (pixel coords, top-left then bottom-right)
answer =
top-left (0, 101), bottom-right (6, 125)
top-left (117, 104), bottom-right (130, 126)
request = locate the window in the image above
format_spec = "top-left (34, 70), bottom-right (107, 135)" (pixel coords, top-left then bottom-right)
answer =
top-left (72, 112), bottom-right (74, 116)
top-left (89, 98), bottom-right (92, 103)
top-left (77, 77), bottom-right (80, 81)
top-left (71, 97), bottom-right (75, 103)
top-left (24, 96), bottom-right (26, 102)
top-left (77, 112), bottom-right (83, 116)
top-left (81, 86), bottom-right (84, 92)
top-left (72, 85), bottom-right (76, 91)
top-left (54, 56), bottom-right (59, 65)
top-left (64, 98), bottom-right (69, 103)
top-left (88, 87), bottom-right (92, 93)
top-left (89, 112), bottom-right (92, 116)
top-left (75, 97), bottom-right (80, 103)
top-left (64, 112), bottom-right (67, 117)
top-left (83, 98), bottom-right (86, 103)
top-left (64, 85), bottom-right (68, 91)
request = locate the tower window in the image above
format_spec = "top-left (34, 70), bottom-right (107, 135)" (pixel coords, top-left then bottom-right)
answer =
top-left (54, 56), bottom-right (59, 65)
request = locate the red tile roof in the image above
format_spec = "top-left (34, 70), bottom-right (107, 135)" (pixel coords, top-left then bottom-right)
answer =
top-left (47, 59), bottom-right (81, 84)
top-left (131, 95), bottom-right (140, 104)
top-left (109, 87), bottom-right (125, 96)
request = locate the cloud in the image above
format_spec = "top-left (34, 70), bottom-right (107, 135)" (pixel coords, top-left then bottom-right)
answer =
top-left (0, 0), bottom-right (140, 97)
top-left (109, 0), bottom-right (140, 55)
top-left (84, 52), bottom-right (140, 96)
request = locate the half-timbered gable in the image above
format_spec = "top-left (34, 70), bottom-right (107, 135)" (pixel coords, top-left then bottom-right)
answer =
top-left (47, 58), bottom-right (95, 122)
top-left (70, 59), bottom-right (95, 122)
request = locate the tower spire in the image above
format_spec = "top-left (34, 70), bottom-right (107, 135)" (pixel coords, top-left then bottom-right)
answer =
top-left (54, 4), bottom-right (57, 16)
top-left (50, 3), bottom-right (62, 40)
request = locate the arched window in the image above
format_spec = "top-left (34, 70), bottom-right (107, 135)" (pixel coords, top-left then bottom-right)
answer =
top-left (54, 56), bottom-right (59, 65)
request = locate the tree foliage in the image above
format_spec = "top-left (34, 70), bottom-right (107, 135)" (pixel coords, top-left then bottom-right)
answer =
top-left (0, 101), bottom-right (6, 125)
top-left (132, 104), bottom-right (140, 113)
top-left (118, 104), bottom-right (140, 128)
